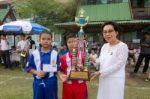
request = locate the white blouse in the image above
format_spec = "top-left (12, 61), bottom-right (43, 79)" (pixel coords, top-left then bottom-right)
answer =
top-left (96, 42), bottom-right (128, 78)
top-left (0, 39), bottom-right (9, 51)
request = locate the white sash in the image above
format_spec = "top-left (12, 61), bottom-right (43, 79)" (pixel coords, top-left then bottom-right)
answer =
top-left (32, 49), bottom-right (58, 79)
top-left (66, 53), bottom-right (71, 76)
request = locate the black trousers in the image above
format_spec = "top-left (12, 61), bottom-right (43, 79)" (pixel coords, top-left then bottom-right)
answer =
top-left (134, 53), bottom-right (150, 73)
top-left (1, 50), bottom-right (12, 68)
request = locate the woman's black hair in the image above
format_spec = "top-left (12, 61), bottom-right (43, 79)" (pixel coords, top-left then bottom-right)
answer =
top-left (101, 21), bottom-right (119, 32)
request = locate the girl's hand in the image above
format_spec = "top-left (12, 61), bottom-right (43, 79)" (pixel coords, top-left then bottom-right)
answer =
top-left (36, 71), bottom-right (46, 78)
top-left (59, 72), bottom-right (68, 82)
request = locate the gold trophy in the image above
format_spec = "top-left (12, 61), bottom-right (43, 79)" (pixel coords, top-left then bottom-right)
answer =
top-left (69, 9), bottom-right (90, 80)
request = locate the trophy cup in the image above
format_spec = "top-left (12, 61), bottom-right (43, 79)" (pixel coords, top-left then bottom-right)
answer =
top-left (69, 9), bottom-right (90, 80)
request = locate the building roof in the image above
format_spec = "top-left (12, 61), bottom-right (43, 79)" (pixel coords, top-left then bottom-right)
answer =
top-left (0, 8), bottom-right (9, 21)
top-left (55, 2), bottom-right (150, 33)
top-left (55, 20), bottom-right (150, 33)
top-left (77, 2), bottom-right (132, 21)
top-left (55, 20), bottom-right (150, 27)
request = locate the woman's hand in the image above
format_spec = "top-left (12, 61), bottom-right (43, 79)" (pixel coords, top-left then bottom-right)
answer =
top-left (90, 71), bottom-right (100, 82)
top-left (88, 54), bottom-right (96, 63)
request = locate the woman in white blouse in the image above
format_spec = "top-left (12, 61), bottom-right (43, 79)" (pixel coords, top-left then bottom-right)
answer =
top-left (90, 21), bottom-right (128, 99)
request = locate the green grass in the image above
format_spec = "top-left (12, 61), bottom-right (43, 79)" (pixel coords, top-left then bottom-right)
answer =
top-left (0, 66), bottom-right (150, 99)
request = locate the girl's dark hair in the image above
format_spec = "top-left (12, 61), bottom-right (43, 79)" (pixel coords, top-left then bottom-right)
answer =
top-left (64, 33), bottom-right (76, 49)
top-left (39, 30), bottom-right (52, 38)
top-left (65, 33), bottom-right (76, 42)
top-left (101, 21), bottom-right (119, 32)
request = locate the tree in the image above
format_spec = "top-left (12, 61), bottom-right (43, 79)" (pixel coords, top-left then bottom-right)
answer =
top-left (14, 0), bottom-right (78, 32)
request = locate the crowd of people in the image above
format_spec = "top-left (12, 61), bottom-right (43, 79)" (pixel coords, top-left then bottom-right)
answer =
top-left (126, 32), bottom-right (150, 81)
top-left (0, 34), bottom-right (36, 70)
top-left (128, 33), bottom-right (150, 82)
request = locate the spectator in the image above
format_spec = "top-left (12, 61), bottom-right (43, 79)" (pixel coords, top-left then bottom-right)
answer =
top-left (27, 36), bottom-right (36, 49)
top-left (89, 49), bottom-right (97, 64)
top-left (10, 46), bottom-right (20, 67)
top-left (17, 34), bottom-right (30, 70)
top-left (27, 36), bottom-right (36, 54)
top-left (97, 43), bottom-right (102, 57)
top-left (0, 34), bottom-right (12, 69)
top-left (134, 33), bottom-right (150, 74)
top-left (127, 42), bottom-right (136, 66)
top-left (89, 49), bottom-right (98, 70)
top-left (53, 45), bottom-right (58, 51)
top-left (91, 40), bottom-right (97, 52)
top-left (134, 45), bottom-right (141, 63)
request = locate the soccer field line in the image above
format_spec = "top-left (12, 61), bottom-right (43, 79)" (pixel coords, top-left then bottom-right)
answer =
top-left (0, 75), bottom-right (32, 85)
top-left (0, 76), bottom-right (23, 85)
top-left (0, 75), bottom-right (150, 90)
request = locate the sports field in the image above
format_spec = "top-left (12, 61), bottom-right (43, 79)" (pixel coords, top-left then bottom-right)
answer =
top-left (0, 66), bottom-right (150, 99)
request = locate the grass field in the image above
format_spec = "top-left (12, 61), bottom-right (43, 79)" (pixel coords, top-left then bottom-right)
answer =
top-left (0, 66), bottom-right (150, 99)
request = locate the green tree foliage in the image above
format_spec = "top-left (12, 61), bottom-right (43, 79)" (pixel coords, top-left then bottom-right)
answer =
top-left (14, 0), bottom-right (32, 19)
top-left (14, 0), bottom-right (78, 32)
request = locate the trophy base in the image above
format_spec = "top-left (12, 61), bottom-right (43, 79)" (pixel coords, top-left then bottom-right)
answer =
top-left (69, 71), bottom-right (89, 80)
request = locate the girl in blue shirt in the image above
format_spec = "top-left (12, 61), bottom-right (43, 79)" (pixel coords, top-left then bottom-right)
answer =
top-left (26, 31), bottom-right (59, 99)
